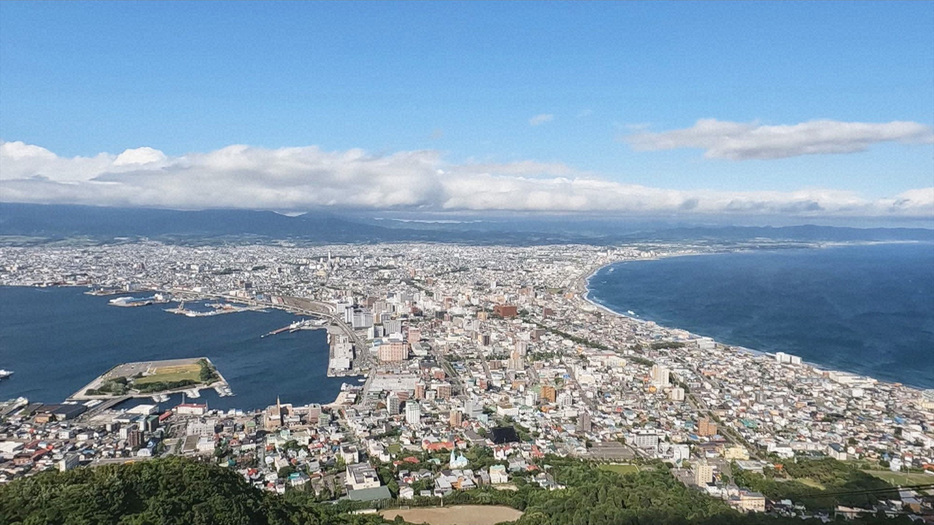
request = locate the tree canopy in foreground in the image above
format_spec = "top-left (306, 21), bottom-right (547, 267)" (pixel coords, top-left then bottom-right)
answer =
top-left (0, 456), bottom-right (918, 525)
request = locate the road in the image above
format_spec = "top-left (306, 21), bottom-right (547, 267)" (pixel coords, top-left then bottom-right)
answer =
top-left (684, 387), bottom-right (764, 461)
top-left (278, 296), bottom-right (370, 368)
top-left (434, 350), bottom-right (466, 396)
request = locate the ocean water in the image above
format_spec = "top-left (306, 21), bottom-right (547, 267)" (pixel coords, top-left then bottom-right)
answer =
top-left (0, 287), bottom-right (349, 410)
top-left (588, 243), bottom-right (934, 389)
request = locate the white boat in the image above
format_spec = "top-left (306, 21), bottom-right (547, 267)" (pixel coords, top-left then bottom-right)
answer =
top-left (214, 385), bottom-right (234, 397)
top-left (0, 370), bottom-right (13, 380)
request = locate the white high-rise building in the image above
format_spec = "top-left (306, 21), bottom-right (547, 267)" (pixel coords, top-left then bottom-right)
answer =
top-left (775, 352), bottom-right (802, 365)
top-left (507, 349), bottom-right (524, 371)
top-left (352, 311), bottom-right (374, 329)
top-left (405, 402), bottom-right (421, 426)
top-left (669, 387), bottom-right (685, 402)
top-left (515, 340), bottom-right (528, 356)
top-left (384, 319), bottom-right (402, 335)
top-left (651, 365), bottom-right (671, 388)
top-left (556, 391), bottom-right (573, 408)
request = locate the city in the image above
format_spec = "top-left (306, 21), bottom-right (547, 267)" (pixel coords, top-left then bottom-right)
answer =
top-left (1, 241), bottom-right (932, 521)
top-left (2, 1), bottom-right (933, 524)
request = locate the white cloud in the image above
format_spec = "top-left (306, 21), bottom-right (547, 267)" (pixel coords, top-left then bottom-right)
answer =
top-left (0, 140), bottom-right (931, 219)
top-left (529, 114), bottom-right (554, 126)
top-left (451, 160), bottom-right (579, 178)
top-left (113, 147), bottom-right (168, 167)
top-left (0, 141), bottom-right (117, 182)
top-left (626, 119), bottom-right (934, 160)
top-left (886, 187), bottom-right (934, 212)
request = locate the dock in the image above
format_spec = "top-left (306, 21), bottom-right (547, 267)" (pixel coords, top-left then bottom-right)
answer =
top-left (165, 302), bottom-right (265, 317)
top-left (261, 318), bottom-right (328, 338)
top-left (261, 325), bottom-right (292, 338)
top-left (78, 395), bottom-right (131, 420)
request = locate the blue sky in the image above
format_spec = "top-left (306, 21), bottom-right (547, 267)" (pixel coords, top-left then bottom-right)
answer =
top-left (1, 2), bottom-right (932, 220)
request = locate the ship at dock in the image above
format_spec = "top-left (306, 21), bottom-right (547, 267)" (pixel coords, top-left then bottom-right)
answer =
top-left (214, 384), bottom-right (234, 397)
top-left (108, 293), bottom-right (171, 307)
top-left (165, 301), bottom-right (264, 317)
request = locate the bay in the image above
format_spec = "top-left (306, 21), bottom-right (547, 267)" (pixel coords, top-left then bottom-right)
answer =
top-left (0, 286), bottom-right (348, 410)
top-left (587, 242), bottom-right (934, 389)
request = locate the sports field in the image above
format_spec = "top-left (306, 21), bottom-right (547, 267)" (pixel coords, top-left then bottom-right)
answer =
top-left (381, 505), bottom-right (522, 525)
top-left (863, 470), bottom-right (934, 487)
top-left (134, 363), bottom-right (202, 385)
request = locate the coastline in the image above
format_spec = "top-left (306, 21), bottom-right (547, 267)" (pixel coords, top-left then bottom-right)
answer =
top-left (578, 248), bottom-right (931, 395)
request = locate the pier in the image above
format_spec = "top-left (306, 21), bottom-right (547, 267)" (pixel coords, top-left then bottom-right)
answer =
top-left (262, 325), bottom-right (292, 338)
top-left (275, 296), bottom-right (370, 375)
top-left (78, 395), bottom-right (131, 420)
top-left (262, 318), bottom-right (329, 338)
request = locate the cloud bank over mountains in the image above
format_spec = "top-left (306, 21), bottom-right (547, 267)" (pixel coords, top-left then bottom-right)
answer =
top-left (1, 140), bottom-right (931, 218)
top-left (627, 119), bottom-right (934, 160)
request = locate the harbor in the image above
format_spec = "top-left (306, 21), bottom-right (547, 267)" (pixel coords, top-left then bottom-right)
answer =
top-left (0, 286), bottom-right (345, 411)
top-left (164, 301), bottom-right (266, 317)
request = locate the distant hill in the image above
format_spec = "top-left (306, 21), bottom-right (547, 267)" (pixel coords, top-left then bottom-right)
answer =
top-left (1, 202), bottom-right (931, 245)
top-left (0, 202), bottom-right (393, 243)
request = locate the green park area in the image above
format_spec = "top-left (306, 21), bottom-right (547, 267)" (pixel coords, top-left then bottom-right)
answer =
top-left (863, 469), bottom-right (934, 487)
top-left (85, 359), bottom-right (220, 396)
top-left (133, 363), bottom-right (203, 385)
top-left (732, 458), bottom-right (899, 510)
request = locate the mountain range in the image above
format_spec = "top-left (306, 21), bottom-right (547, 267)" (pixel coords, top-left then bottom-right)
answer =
top-left (1, 202), bottom-right (932, 245)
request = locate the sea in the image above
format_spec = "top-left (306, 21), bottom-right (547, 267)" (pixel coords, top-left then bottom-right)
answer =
top-left (0, 286), bottom-right (350, 411)
top-left (587, 242), bottom-right (934, 390)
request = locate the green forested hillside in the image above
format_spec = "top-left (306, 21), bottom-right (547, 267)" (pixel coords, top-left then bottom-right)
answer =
top-left (731, 458), bottom-right (898, 510)
top-left (0, 457), bottom-right (378, 525)
top-left (507, 459), bottom-right (911, 525)
top-left (0, 457), bottom-right (918, 525)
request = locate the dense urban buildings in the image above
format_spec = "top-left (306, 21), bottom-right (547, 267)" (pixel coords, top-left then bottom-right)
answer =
top-left (0, 241), bottom-right (932, 520)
